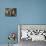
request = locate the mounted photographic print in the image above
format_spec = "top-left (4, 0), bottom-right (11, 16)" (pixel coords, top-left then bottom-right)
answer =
top-left (5, 8), bottom-right (17, 16)
top-left (18, 24), bottom-right (46, 41)
top-left (18, 24), bottom-right (46, 46)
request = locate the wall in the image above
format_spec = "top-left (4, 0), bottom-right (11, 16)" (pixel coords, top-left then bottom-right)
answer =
top-left (0, 0), bottom-right (46, 44)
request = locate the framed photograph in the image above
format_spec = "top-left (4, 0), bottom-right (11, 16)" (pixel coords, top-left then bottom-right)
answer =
top-left (5, 8), bottom-right (17, 17)
top-left (18, 24), bottom-right (46, 46)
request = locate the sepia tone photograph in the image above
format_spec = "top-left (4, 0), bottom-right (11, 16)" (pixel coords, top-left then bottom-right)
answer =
top-left (5, 8), bottom-right (17, 16)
